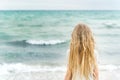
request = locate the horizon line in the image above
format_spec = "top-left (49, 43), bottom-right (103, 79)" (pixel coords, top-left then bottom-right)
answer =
top-left (0, 9), bottom-right (120, 11)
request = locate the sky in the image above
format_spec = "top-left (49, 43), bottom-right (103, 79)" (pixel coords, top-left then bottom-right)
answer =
top-left (0, 0), bottom-right (120, 10)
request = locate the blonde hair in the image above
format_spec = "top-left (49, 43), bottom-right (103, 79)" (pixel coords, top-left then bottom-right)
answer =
top-left (68, 23), bottom-right (97, 80)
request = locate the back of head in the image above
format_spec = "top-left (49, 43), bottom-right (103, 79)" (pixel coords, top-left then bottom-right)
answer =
top-left (68, 23), bottom-right (96, 80)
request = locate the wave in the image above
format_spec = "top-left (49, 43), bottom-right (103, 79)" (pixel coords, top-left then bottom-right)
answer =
top-left (0, 63), bottom-right (120, 75)
top-left (102, 22), bottom-right (120, 29)
top-left (26, 40), bottom-right (67, 45)
top-left (0, 63), bottom-right (66, 75)
top-left (7, 39), bottom-right (67, 46)
top-left (99, 64), bottom-right (120, 71)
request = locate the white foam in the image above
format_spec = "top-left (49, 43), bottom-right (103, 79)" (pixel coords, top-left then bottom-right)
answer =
top-left (26, 40), bottom-right (66, 45)
top-left (0, 63), bottom-right (66, 75)
top-left (99, 64), bottom-right (120, 71)
top-left (103, 22), bottom-right (115, 25)
top-left (0, 63), bottom-right (120, 75)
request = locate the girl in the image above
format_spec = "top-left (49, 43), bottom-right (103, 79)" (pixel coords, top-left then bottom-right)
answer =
top-left (64, 23), bottom-right (99, 80)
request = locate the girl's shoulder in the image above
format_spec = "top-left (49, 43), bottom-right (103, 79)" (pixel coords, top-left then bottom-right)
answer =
top-left (94, 49), bottom-right (99, 63)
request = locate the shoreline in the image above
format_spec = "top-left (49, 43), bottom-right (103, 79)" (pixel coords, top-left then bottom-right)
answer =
top-left (0, 69), bottom-right (120, 80)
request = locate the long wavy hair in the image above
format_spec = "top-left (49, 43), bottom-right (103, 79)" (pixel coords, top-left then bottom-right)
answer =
top-left (68, 23), bottom-right (97, 80)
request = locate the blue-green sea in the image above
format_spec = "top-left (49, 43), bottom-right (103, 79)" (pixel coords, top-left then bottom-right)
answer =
top-left (0, 10), bottom-right (120, 80)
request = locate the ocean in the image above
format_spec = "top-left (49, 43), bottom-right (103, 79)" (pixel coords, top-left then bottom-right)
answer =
top-left (0, 10), bottom-right (120, 80)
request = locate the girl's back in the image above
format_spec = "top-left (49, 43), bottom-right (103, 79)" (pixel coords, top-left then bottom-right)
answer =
top-left (72, 70), bottom-right (93, 80)
top-left (64, 23), bottom-right (99, 80)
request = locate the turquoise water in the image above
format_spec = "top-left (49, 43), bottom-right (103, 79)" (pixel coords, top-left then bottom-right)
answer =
top-left (0, 10), bottom-right (120, 80)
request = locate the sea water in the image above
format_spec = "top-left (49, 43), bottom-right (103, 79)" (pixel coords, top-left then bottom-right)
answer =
top-left (0, 10), bottom-right (120, 80)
